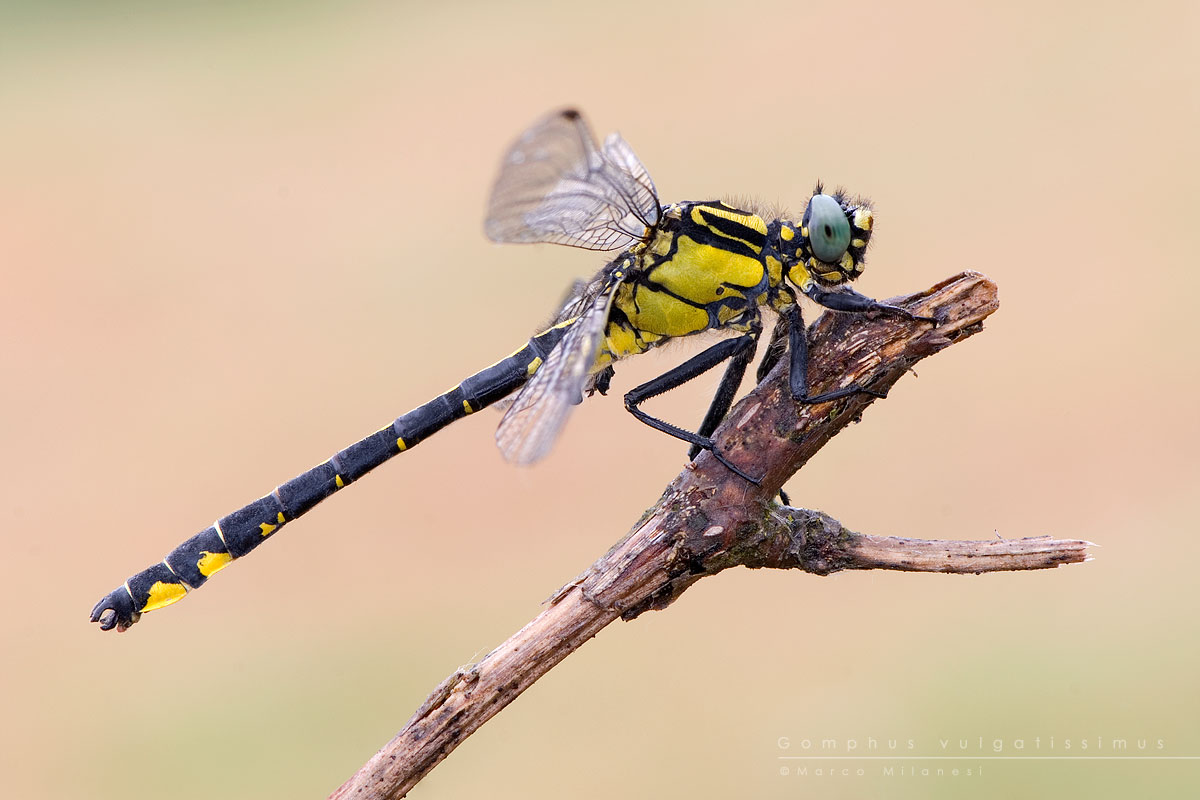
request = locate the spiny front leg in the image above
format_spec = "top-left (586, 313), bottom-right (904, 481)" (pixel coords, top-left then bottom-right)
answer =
top-left (686, 320), bottom-right (762, 461)
top-left (789, 288), bottom-right (938, 404)
top-left (806, 285), bottom-right (940, 326)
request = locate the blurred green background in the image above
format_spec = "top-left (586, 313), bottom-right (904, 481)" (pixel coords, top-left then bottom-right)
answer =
top-left (2, 1), bottom-right (1197, 797)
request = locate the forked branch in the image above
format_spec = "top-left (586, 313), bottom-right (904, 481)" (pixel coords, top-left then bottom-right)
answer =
top-left (331, 271), bottom-right (1090, 799)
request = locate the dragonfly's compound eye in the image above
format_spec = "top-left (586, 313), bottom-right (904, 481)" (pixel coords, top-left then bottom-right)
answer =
top-left (805, 194), bottom-right (852, 264)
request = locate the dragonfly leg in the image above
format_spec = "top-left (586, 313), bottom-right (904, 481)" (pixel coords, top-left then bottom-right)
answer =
top-left (687, 322), bottom-right (762, 461)
top-left (806, 284), bottom-right (939, 326)
top-left (625, 335), bottom-right (762, 484)
top-left (756, 313), bottom-right (790, 384)
top-left (785, 301), bottom-right (895, 404)
top-left (790, 286), bottom-right (939, 403)
top-left (753, 316), bottom-right (796, 505)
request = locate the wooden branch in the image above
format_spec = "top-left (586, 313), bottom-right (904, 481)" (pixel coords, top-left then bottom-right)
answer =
top-left (331, 271), bottom-right (1090, 799)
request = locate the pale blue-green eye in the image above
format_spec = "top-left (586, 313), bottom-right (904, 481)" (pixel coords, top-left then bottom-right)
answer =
top-left (806, 194), bottom-right (851, 263)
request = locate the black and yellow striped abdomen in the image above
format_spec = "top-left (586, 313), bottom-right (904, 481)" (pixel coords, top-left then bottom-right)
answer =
top-left (90, 323), bottom-right (572, 631)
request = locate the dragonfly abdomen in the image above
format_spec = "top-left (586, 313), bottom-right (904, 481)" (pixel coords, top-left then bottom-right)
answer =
top-left (90, 323), bottom-right (571, 631)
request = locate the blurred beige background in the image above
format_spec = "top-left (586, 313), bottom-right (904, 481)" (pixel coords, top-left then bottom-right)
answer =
top-left (2, 1), bottom-right (1197, 797)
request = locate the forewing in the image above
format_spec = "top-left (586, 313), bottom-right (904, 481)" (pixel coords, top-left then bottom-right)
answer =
top-left (601, 131), bottom-right (659, 232)
top-left (495, 272), bottom-right (623, 464)
top-left (485, 109), bottom-right (660, 251)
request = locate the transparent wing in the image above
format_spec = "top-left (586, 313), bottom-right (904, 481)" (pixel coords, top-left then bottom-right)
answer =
top-left (490, 278), bottom-right (590, 416)
top-left (495, 269), bottom-right (626, 464)
top-left (485, 109), bottom-right (661, 252)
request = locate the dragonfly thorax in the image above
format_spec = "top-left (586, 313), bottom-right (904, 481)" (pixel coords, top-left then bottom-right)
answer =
top-left (599, 201), bottom-right (777, 358)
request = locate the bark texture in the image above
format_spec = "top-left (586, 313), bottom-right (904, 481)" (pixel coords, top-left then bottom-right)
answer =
top-left (331, 272), bottom-right (1090, 799)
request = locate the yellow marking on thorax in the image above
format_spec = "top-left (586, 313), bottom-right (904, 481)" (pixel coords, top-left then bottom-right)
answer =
top-left (853, 207), bottom-right (873, 231)
top-left (648, 229), bottom-right (675, 257)
top-left (766, 255), bottom-right (783, 287)
top-left (770, 291), bottom-right (795, 313)
top-left (716, 305), bottom-right (745, 325)
top-left (599, 318), bottom-right (663, 361)
top-left (788, 261), bottom-right (814, 291)
top-left (142, 579), bottom-right (188, 612)
top-left (603, 320), bottom-right (639, 357)
top-left (780, 225), bottom-right (795, 242)
top-left (690, 206), bottom-right (766, 254)
top-left (618, 234), bottom-right (770, 339)
top-left (615, 279), bottom-right (710, 338)
top-left (197, 550), bottom-right (233, 577)
top-left (657, 236), bottom-right (766, 303)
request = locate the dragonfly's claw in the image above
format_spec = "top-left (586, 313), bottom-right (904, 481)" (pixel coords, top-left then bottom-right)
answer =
top-left (697, 438), bottom-right (763, 485)
top-left (90, 589), bottom-right (139, 632)
top-left (887, 305), bottom-right (939, 326)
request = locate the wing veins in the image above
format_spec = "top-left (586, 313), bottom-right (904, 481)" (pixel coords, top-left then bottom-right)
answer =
top-left (485, 109), bottom-right (660, 252)
top-left (495, 269), bottom-right (627, 464)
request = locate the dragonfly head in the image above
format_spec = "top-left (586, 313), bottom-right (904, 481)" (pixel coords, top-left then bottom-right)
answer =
top-left (783, 187), bottom-right (874, 290)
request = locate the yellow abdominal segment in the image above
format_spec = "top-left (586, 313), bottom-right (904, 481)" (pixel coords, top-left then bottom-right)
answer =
top-left (142, 580), bottom-right (188, 612)
top-left (197, 550), bottom-right (233, 577)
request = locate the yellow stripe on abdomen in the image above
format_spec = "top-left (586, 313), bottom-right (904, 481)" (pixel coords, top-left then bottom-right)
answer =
top-left (142, 580), bottom-right (188, 612)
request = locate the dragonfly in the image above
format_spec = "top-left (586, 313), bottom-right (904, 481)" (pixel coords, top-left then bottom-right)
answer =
top-left (90, 108), bottom-right (931, 632)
